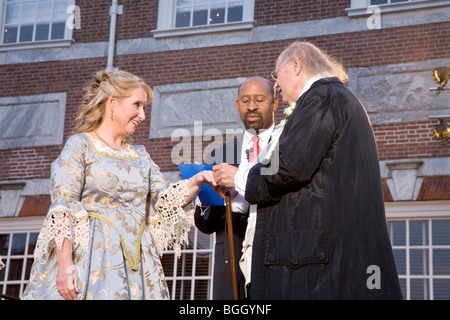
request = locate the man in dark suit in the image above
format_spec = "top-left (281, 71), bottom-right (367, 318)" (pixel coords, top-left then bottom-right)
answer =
top-left (195, 76), bottom-right (278, 299)
top-left (229, 42), bottom-right (403, 299)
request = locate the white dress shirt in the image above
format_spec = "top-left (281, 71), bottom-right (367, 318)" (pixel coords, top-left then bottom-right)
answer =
top-left (230, 123), bottom-right (275, 213)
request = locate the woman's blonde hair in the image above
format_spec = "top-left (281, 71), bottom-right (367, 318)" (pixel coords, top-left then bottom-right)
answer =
top-left (278, 41), bottom-right (348, 83)
top-left (74, 70), bottom-right (153, 134)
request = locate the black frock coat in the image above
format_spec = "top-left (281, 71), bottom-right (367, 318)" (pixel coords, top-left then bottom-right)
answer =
top-left (245, 78), bottom-right (403, 299)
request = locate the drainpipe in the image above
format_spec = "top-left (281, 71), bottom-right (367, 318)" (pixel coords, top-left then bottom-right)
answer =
top-left (106, 0), bottom-right (123, 72)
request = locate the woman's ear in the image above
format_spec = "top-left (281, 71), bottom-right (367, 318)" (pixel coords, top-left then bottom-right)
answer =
top-left (106, 96), bottom-right (117, 121)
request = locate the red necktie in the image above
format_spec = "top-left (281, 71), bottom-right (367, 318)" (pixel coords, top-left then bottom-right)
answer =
top-left (248, 135), bottom-right (260, 162)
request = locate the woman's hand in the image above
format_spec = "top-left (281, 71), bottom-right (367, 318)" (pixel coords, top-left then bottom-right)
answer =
top-left (185, 170), bottom-right (217, 203)
top-left (192, 170), bottom-right (217, 188)
top-left (56, 239), bottom-right (78, 300)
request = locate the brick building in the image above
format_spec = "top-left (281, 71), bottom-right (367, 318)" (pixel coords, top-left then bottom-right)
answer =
top-left (0, 0), bottom-right (449, 300)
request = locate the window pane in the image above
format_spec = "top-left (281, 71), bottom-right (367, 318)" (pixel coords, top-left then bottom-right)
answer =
top-left (391, 0), bottom-right (409, 3)
top-left (53, 0), bottom-right (68, 20)
top-left (196, 252), bottom-right (211, 276)
top-left (174, 279), bottom-right (192, 299)
top-left (21, 1), bottom-right (37, 23)
top-left (392, 249), bottom-right (406, 274)
top-left (177, 253), bottom-right (193, 276)
top-left (228, 1), bottom-right (243, 23)
top-left (36, 0), bottom-right (52, 22)
top-left (0, 234), bottom-right (10, 256)
top-left (433, 249), bottom-right (450, 275)
top-left (387, 220), bottom-right (406, 246)
top-left (210, 7), bottom-right (224, 24)
top-left (193, 5), bottom-right (208, 26)
top-left (28, 233), bottom-right (39, 254)
top-left (0, 266), bottom-right (5, 281)
top-left (7, 259), bottom-right (23, 280)
top-left (19, 24), bottom-right (33, 42)
top-left (410, 220), bottom-right (428, 246)
top-left (6, 284), bottom-right (21, 299)
top-left (371, 0), bottom-right (388, 4)
top-left (410, 278), bottom-right (430, 300)
top-left (410, 249), bottom-right (429, 275)
top-left (433, 279), bottom-right (450, 300)
top-left (432, 219), bottom-right (450, 245)
top-left (176, 8), bottom-right (191, 28)
top-left (194, 279), bottom-right (209, 299)
top-left (35, 23), bottom-right (49, 41)
top-left (161, 253), bottom-right (175, 276)
top-left (5, 2), bottom-right (21, 24)
top-left (25, 258), bottom-right (34, 280)
top-left (11, 234), bottom-right (26, 255)
top-left (398, 278), bottom-right (406, 299)
top-left (50, 21), bottom-right (65, 39)
top-left (3, 25), bottom-right (18, 43)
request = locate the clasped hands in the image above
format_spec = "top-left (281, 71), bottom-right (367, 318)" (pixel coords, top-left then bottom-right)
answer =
top-left (191, 163), bottom-right (238, 199)
top-left (211, 163), bottom-right (239, 199)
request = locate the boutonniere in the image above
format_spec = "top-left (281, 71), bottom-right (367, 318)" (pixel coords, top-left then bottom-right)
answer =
top-left (283, 101), bottom-right (297, 120)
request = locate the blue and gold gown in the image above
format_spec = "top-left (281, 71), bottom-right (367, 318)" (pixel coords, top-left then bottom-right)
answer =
top-left (22, 133), bottom-right (198, 300)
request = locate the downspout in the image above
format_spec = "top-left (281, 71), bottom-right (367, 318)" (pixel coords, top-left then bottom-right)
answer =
top-left (106, 0), bottom-right (123, 72)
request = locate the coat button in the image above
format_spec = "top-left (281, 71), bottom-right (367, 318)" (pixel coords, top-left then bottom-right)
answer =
top-left (318, 252), bottom-right (327, 261)
top-left (267, 253), bottom-right (276, 263)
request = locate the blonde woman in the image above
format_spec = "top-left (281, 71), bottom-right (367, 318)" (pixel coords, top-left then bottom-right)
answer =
top-left (22, 70), bottom-right (216, 300)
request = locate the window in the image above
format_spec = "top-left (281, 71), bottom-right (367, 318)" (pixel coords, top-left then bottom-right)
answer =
top-left (346, 0), bottom-right (449, 16)
top-left (1, 0), bottom-right (73, 46)
top-left (175, 0), bottom-right (244, 28)
top-left (0, 217), bottom-right (43, 300)
top-left (370, 0), bottom-right (409, 4)
top-left (162, 227), bottom-right (215, 300)
top-left (153, 0), bottom-right (254, 38)
top-left (386, 201), bottom-right (450, 300)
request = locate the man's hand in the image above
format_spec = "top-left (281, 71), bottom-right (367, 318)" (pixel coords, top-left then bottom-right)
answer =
top-left (213, 163), bottom-right (239, 188)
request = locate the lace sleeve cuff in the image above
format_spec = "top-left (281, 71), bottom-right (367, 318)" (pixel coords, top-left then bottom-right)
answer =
top-left (34, 204), bottom-right (90, 261)
top-left (149, 179), bottom-right (201, 257)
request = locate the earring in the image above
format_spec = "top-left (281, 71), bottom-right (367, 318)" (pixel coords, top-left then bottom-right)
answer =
top-left (110, 110), bottom-right (114, 121)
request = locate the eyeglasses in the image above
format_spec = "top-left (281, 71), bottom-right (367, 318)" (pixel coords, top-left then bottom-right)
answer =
top-left (237, 96), bottom-right (273, 107)
top-left (271, 60), bottom-right (292, 81)
top-left (271, 71), bottom-right (278, 81)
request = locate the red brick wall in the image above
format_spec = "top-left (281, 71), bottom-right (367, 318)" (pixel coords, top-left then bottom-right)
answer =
top-left (254, 0), bottom-right (349, 25)
top-left (72, 0), bottom-right (350, 43)
top-left (1, 19), bottom-right (450, 180)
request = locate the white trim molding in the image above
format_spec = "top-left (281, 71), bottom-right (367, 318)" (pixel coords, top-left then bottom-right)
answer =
top-left (346, 0), bottom-right (450, 16)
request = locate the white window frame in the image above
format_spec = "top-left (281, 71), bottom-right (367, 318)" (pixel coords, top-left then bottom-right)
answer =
top-left (346, 0), bottom-right (450, 17)
top-left (0, 216), bottom-right (44, 299)
top-left (163, 227), bottom-right (215, 300)
top-left (385, 200), bottom-right (450, 300)
top-left (0, 0), bottom-right (75, 52)
top-left (152, 0), bottom-right (255, 38)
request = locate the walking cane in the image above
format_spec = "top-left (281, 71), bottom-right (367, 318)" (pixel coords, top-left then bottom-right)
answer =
top-left (225, 192), bottom-right (239, 300)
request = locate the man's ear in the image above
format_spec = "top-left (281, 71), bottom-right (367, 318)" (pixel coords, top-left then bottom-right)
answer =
top-left (235, 100), bottom-right (240, 114)
top-left (272, 97), bottom-right (279, 112)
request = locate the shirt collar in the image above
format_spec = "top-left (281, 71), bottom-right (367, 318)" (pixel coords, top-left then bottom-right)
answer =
top-left (243, 122), bottom-right (275, 146)
top-left (296, 71), bottom-right (332, 101)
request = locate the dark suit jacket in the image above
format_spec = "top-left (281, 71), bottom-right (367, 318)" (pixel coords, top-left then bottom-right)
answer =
top-left (245, 78), bottom-right (403, 299)
top-left (194, 136), bottom-right (247, 300)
